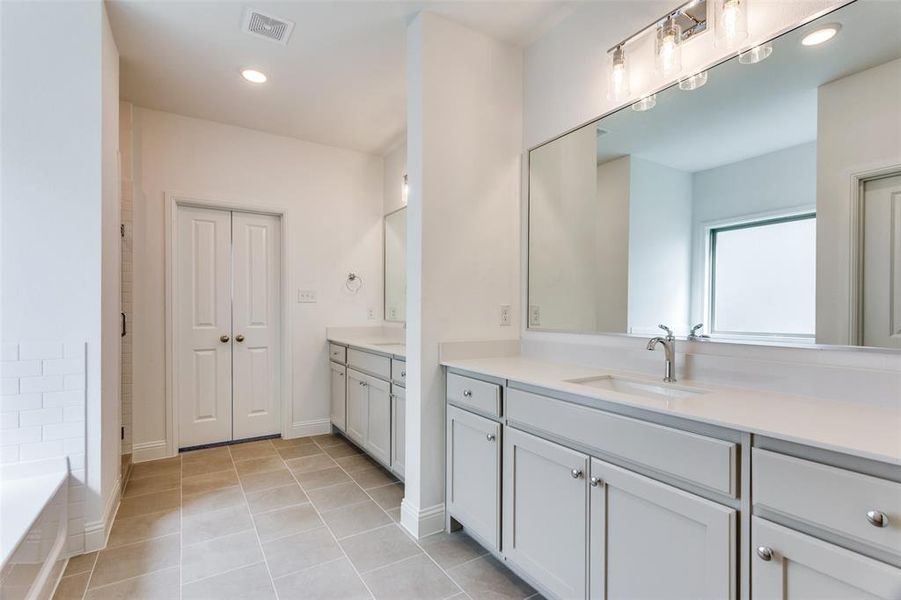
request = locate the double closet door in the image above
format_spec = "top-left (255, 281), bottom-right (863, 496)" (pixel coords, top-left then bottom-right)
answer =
top-left (176, 205), bottom-right (281, 448)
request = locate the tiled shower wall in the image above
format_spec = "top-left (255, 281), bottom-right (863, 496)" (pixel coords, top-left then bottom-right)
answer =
top-left (0, 342), bottom-right (88, 553)
top-left (119, 101), bottom-right (133, 456)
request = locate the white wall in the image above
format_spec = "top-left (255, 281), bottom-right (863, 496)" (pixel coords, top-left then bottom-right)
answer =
top-left (594, 157), bottom-right (630, 332)
top-left (816, 58), bottom-right (901, 345)
top-left (130, 108), bottom-right (384, 456)
top-left (405, 12), bottom-right (521, 537)
top-left (383, 142), bottom-right (407, 215)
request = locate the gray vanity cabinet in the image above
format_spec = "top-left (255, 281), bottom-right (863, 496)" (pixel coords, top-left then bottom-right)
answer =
top-left (447, 405), bottom-right (501, 551)
top-left (346, 368), bottom-right (367, 444)
top-left (751, 517), bottom-right (901, 599)
top-left (589, 457), bottom-right (736, 599)
top-left (503, 427), bottom-right (589, 600)
top-left (329, 362), bottom-right (346, 431)
top-left (391, 386), bottom-right (406, 478)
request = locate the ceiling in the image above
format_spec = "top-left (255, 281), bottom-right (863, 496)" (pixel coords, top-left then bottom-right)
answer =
top-left (108, 0), bottom-right (575, 155)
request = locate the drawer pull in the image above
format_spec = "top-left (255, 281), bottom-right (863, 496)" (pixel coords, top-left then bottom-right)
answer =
top-left (756, 546), bottom-right (774, 561)
top-left (589, 476), bottom-right (602, 487)
top-left (570, 469), bottom-right (583, 479)
top-left (462, 390), bottom-right (473, 398)
top-left (866, 510), bottom-right (889, 528)
top-left (486, 433), bottom-right (496, 442)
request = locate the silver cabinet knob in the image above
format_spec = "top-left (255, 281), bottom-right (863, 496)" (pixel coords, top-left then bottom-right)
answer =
top-left (462, 390), bottom-right (473, 398)
top-left (589, 476), bottom-right (601, 487)
top-left (866, 511), bottom-right (889, 528)
top-left (486, 433), bottom-right (496, 442)
top-left (401, 371), bottom-right (406, 377)
top-left (220, 335), bottom-right (230, 343)
top-left (235, 334), bottom-right (245, 343)
top-left (756, 546), bottom-right (774, 561)
top-left (570, 469), bottom-right (583, 479)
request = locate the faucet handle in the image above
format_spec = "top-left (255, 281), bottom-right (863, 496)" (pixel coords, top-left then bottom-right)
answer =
top-left (658, 324), bottom-right (674, 338)
top-left (690, 323), bottom-right (704, 335)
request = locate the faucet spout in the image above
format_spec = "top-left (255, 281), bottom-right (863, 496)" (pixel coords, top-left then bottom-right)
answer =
top-left (646, 328), bottom-right (676, 383)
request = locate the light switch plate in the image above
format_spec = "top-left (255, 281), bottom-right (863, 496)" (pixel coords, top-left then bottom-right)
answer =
top-left (500, 305), bottom-right (512, 326)
top-left (298, 289), bottom-right (317, 303)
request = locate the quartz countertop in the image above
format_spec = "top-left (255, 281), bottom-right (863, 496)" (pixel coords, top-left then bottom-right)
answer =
top-left (441, 355), bottom-right (901, 466)
top-left (328, 335), bottom-right (406, 360)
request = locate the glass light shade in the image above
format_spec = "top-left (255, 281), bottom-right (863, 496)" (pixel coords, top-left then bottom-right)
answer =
top-left (631, 94), bottom-right (657, 112)
top-left (678, 71), bottom-right (708, 91)
top-left (715, 0), bottom-right (749, 49)
top-left (402, 174), bottom-right (409, 205)
top-left (656, 19), bottom-right (683, 77)
top-left (738, 43), bottom-right (772, 64)
top-left (607, 46), bottom-right (631, 102)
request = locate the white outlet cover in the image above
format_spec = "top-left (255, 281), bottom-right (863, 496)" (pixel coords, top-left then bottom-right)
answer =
top-left (298, 289), bottom-right (317, 303)
top-left (500, 304), bottom-right (512, 326)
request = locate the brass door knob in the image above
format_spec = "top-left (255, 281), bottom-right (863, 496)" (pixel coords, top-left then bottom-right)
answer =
top-left (220, 335), bottom-right (230, 343)
top-left (235, 335), bottom-right (245, 343)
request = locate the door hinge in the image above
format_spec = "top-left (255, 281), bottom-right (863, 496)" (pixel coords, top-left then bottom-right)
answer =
top-left (120, 426), bottom-right (125, 440)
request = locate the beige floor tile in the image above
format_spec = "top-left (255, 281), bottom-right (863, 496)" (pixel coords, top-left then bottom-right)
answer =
top-left (310, 433), bottom-right (348, 448)
top-left (294, 466), bottom-right (352, 490)
top-left (88, 534), bottom-right (180, 589)
top-left (276, 443), bottom-right (324, 460)
top-left (334, 453), bottom-right (380, 473)
top-left (181, 453), bottom-right (234, 478)
top-left (271, 436), bottom-right (317, 449)
top-left (387, 507), bottom-right (401, 522)
top-left (261, 526), bottom-right (343, 579)
top-left (182, 503), bottom-right (253, 546)
top-left (273, 558), bottom-right (370, 600)
top-left (239, 468), bottom-right (295, 493)
top-left (182, 485), bottom-right (246, 517)
top-left (246, 483), bottom-right (309, 515)
top-left (367, 482), bottom-right (404, 510)
top-left (363, 554), bottom-right (461, 600)
top-left (229, 440), bottom-right (278, 461)
top-left (322, 443), bottom-right (364, 458)
top-left (181, 562), bottom-right (276, 600)
top-left (339, 524), bottom-right (422, 573)
top-left (122, 472), bottom-right (180, 498)
top-left (116, 489), bottom-right (180, 520)
top-left (253, 503), bottom-right (322, 543)
top-left (52, 572), bottom-right (90, 599)
top-left (319, 499), bottom-right (392, 539)
top-left (181, 468), bottom-right (238, 495)
top-left (349, 467), bottom-right (397, 490)
top-left (62, 551), bottom-right (97, 576)
top-left (181, 529), bottom-right (264, 583)
top-left (129, 457), bottom-right (180, 481)
top-left (234, 455), bottom-right (286, 476)
top-left (285, 453), bottom-right (337, 474)
top-left (419, 531), bottom-right (488, 570)
top-left (307, 481), bottom-right (370, 512)
top-left (84, 566), bottom-right (179, 600)
top-left (107, 508), bottom-right (180, 548)
top-left (449, 555), bottom-right (535, 600)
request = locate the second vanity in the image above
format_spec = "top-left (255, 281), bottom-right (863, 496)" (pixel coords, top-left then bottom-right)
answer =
top-left (442, 355), bottom-right (901, 600)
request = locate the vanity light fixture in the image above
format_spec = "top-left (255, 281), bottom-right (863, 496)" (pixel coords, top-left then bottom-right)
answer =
top-left (678, 71), bottom-right (708, 91)
top-left (715, 0), bottom-right (749, 49)
top-left (656, 17), bottom-right (683, 77)
top-left (631, 94), bottom-right (657, 112)
top-left (738, 43), bottom-right (772, 64)
top-left (801, 24), bottom-right (840, 46)
top-left (240, 68), bottom-right (268, 84)
top-left (607, 45), bottom-right (631, 101)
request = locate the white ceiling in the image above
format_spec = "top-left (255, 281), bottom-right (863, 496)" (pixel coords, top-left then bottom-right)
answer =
top-left (108, 0), bottom-right (575, 155)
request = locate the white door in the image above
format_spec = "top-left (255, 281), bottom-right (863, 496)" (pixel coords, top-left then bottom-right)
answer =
top-left (863, 174), bottom-right (901, 348)
top-left (232, 211), bottom-right (281, 440)
top-left (176, 206), bottom-right (233, 447)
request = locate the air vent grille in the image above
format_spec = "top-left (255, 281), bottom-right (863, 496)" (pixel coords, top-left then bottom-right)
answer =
top-left (242, 9), bottom-right (294, 45)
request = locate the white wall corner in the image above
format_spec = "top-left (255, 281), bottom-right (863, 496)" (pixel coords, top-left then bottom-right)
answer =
top-left (400, 498), bottom-right (445, 539)
top-left (84, 473), bottom-right (121, 552)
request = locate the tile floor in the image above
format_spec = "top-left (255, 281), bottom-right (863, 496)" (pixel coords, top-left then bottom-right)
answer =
top-left (52, 433), bottom-right (539, 599)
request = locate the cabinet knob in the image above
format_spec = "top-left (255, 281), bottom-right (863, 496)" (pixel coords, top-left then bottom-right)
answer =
top-left (570, 469), bottom-right (583, 479)
top-left (589, 476), bottom-right (601, 487)
top-left (401, 371), bottom-right (406, 378)
top-left (220, 335), bottom-right (230, 343)
top-left (756, 546), bottom-right (774, 561)
top-left (486, 433), bottom-right (496, 442)
top-left (866, 510), bottom-right (889, 528)
top-left (462, 389), bottom-right (473, 398)
top-left (235, 334), bottom-right (245, 343)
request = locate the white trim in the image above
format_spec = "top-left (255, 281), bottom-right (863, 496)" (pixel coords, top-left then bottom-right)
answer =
top-left (132, 440), bottom-right (170, 463)
top-left (84, 474), bottom-right (121, 552)
top-left (286, 418), bottom-right (332, 439)
top-left (400, 499), bottom-right (445, 539)
top-left (165, 191), bottom-right (294, 455)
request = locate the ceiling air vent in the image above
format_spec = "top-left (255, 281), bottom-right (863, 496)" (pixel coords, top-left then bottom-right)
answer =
top-left (242, 8), bottom-right (295, 45)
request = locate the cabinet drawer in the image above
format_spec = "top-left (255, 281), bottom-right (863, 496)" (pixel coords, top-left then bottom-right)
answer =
top-left (447, 373), bottom-right (501, 418)
top-left (347, 348), bottom-right (390, 379)
top-left (392, 359), bottom-right (406, 387)
top-left (753, 449), bottom-right (901, 558)
top-left (329, 343), bottom-right (346, 364)
top-left (505, 388), bottom-right (737, 497)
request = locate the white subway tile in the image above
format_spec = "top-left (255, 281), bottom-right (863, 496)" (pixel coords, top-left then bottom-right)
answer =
top-left (0, 412), bottom-right (18, 429)
top-left (42, 357), bottom-right (84, 376)
top-left (1, 379), bottom-right (19, 395)
top-left (1, 445), bottom-right (19, 463)
top-left (0, 426), bottom-right (41, 446)
top-left (63, 405), bottom-right (84, 422)
top-left (66, 451), bottom-right (85, 469)
top-left (19, 440), bottom-right (65, 461)
top-left (42, 421), bottom-right (83, 441)
top-left (42, 390), bottom-right (83, 408)
top-left (63, 343), bottom-right (85, 359)
top-left (19, 342), bottom-right (63, 360)
top-left (1, 344), bottom-right (19, 361)
top-left (0, 360), bottom-right (41, 378)
top-left (20, 375), bottom-right (63, 394)
top-left (19, 407), bottom-right (63, 427)
top-left (1, 393), bottom-right (42, 411)
top-left (63, 374), bottom-right (85, 391)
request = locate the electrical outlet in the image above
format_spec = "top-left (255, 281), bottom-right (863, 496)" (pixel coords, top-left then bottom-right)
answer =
top-left (529, 305), bottom-right (541, 327)
top-left (499, 304), bottom-right (512, 326)
top-left (297, 289), bottom-right (317, 303)
top-left (367, 307), bottom-right (376, 320)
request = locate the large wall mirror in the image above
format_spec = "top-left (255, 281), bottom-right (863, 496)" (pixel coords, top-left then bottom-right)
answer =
top-left (384, 207), bottom-right (406, 322)
top-left (528, 0), bottom-right (901, 349)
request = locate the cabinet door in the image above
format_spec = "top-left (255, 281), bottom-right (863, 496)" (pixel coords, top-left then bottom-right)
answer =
top-left (330, 362), bottom-right (346, 431)
top-left (447, 405), bottom-right (500, 551)
top-left (365, 374), bottom-right (391, 465)
top-left (588, 457), bottom-right (735, 600)
top-left (345, 369), bottom-right (367, 445)
top-left (391, 386), bottom-right (406, 478)
top-left (752, 517), bottom-right (901, 600)
top-left (504, 427), bottom-right (589, 600)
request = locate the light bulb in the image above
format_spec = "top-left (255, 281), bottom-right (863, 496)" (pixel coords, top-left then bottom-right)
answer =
top-left (241, 68), bottom-right (268, 84)
top-left (722, 0), bottom-right (740, 38)
top-left (656, 18), bottom-right (682, 77)
top-left (607, 45), bottom-right (631, 101)
top-left (716, 0), bottom-right (748, 48)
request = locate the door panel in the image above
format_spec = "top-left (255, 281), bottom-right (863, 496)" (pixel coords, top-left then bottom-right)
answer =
top-left (177, 206), bottom-right (232, 447)
top-left (346, 369), bottom-right (368, 445)
top-left (391, 386), bottom-right (406, 477)
top-left (863, 174), bottom-right (901, 348)
top-left (331, 362), bottom-right (347, 431)
top-left (365, 374), bottom-right (391, 464)
top-left (232, 212), bottom-right (281, 440)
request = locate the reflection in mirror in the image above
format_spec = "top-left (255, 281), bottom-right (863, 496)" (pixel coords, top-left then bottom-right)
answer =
top-left (384, 207), bottom-right (406, 322)
top-left (527, 0), bottom-right (901, 349)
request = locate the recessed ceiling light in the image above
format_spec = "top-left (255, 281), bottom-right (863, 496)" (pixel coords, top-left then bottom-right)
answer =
top-left (241, 68), bottom-right (268, 84)
top-left (801, 24), bottom-right (840, 46)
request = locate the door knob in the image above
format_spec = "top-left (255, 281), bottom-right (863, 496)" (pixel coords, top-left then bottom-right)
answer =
top-left (756, 546), bottom-right (774, 561)
top-left (235, 334), bottom-right (245, 343)
top-left (220, 335), bottom-right (230, 343)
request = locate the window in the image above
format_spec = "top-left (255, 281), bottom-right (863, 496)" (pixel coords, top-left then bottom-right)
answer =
top-left (708, 214), bottom-right (816, 339)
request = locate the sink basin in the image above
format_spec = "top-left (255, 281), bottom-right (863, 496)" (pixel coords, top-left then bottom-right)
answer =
top-left (566, 376), bottom-right (707, 400)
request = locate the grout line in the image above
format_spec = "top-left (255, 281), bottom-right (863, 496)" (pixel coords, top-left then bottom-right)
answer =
top-left (81, 565), bottom-right (180, 595)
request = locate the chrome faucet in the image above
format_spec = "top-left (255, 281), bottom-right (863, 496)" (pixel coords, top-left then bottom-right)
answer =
top-left (647, 324), bottom-right (677, 383)
top-left (688, 323), bottom-right (709, 341)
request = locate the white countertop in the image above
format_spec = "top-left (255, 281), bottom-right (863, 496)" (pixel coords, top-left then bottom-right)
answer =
top-left (442, 355), bottom-right (901, 466)
top-left (328, 335), bottom-right (406, 360)
top-left (1, 461), bottom-right (68, 570)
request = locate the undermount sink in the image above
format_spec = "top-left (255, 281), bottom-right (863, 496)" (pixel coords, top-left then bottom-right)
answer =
top-left (565, 376), bottom-right (707, 400)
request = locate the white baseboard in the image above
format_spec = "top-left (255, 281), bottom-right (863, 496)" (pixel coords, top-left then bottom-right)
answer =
top-left (400, 499), bottom-right (445, 539)
top-left (84, 475), bottom-right (121, 552)
top-left (285, 418), bottom-right (331, 439)
top-left (132, 440), bottom-right (170, 463)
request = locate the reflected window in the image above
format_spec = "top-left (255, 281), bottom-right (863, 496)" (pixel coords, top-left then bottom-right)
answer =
top-left (708, 214), bottom-right (816, 340)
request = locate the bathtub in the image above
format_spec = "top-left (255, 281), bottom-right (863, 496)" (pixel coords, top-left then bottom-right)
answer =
top-left (0, 458), bottom-right (69, 600)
